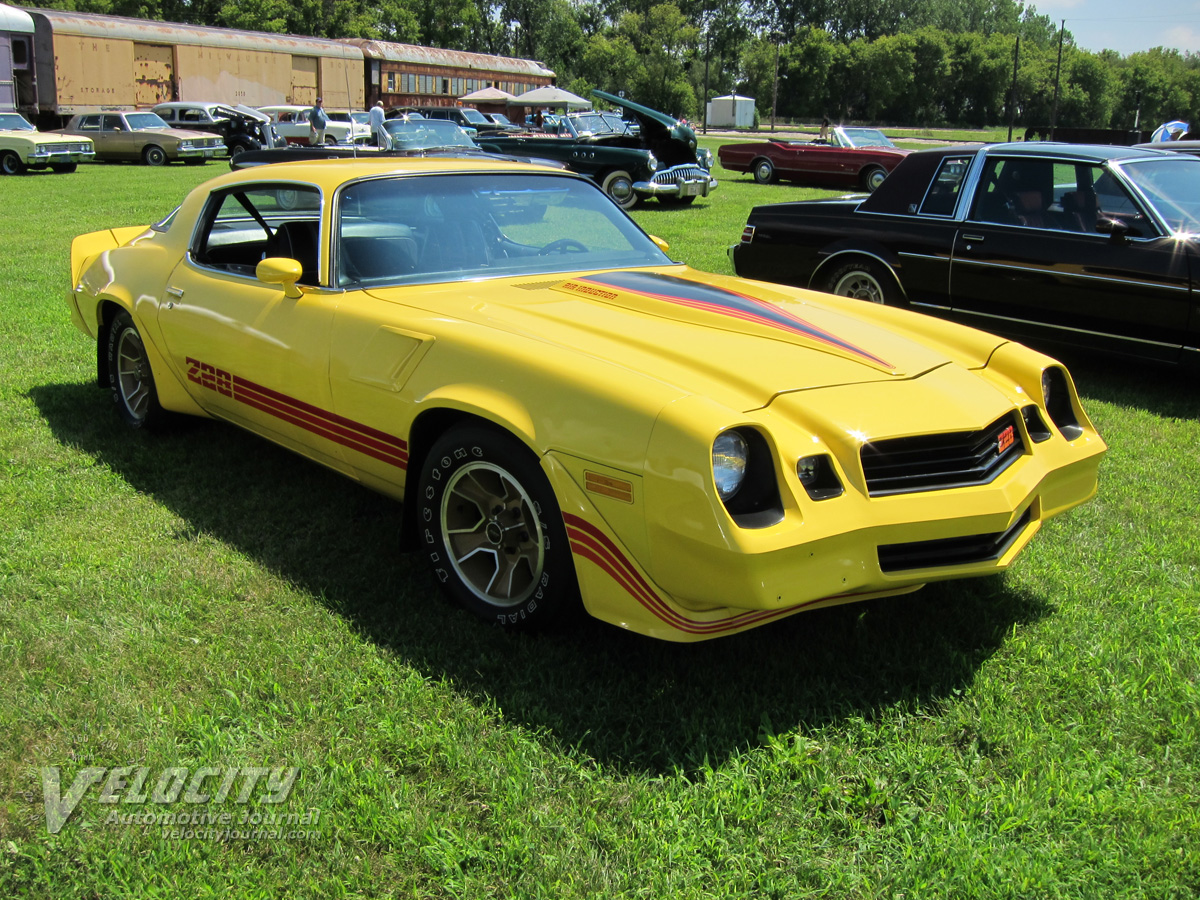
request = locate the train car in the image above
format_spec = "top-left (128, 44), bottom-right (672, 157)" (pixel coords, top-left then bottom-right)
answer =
top-left (20, 4), bottom-right (364, 126)
top-left (340, 39), bottom-right (553, 112)
top-left (1, 3), bottom-right (33, 109)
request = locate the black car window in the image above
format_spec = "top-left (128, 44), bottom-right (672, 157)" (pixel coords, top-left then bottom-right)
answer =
top-left (918, 155), bottom-right (971, 216)
top-left (971, 158), bottom-right (1056, 228)
top-left (102, 115), bottom-right (124, 131)
top-left (192, 186), bottom-right (323, 284)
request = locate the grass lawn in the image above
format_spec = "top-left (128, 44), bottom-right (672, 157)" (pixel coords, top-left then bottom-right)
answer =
top-left (0, 149), bottom-right (1197, 898)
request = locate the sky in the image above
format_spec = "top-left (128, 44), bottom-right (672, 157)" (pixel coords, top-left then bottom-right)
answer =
top-left (1029, 0), bottom-right (1200, 56)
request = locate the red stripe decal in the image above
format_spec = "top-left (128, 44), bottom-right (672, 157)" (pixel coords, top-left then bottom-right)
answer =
top-left (185, 357), bottom-right (408, 469)
top-left (563, 513), bottom-right (824, 635)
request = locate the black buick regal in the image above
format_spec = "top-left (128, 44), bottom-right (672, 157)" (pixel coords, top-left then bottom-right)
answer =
top-left (731, 142), bottom-right (1200, 368)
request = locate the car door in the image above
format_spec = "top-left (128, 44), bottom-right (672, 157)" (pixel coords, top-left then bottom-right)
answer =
top-left (950, 156), bottom-right (1191, 362)
top-left (156, 183), bottom-right (351, 472)
top-left (73, 115), bottom-right (109, 157)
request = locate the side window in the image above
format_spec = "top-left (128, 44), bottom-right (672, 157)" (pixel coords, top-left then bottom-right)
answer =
top-left (78, 115), bottom-right (101, 131)
top-left (971, 158), bottom-right (1055, 228)
top-left (157, 109), bottom-right (176, 123)
top-left (192, 187), bottom-right (323, 284)
top-left (102, 115), bottom-right (124, 131)
top-left (919, 155), bottom-right (971, 216)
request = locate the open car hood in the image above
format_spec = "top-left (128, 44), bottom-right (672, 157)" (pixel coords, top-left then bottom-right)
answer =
top-left (592, 89), bottom-right (685, 145)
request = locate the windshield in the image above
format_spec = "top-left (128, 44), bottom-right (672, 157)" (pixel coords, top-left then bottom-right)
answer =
top-left (489, 113), bottom-right (512, 125)
top-left (568, 113), bottom-right (626, 135)
top-left (459, 108), bottom-right (489, 124)
top-left (1120, 157), bottom-right (1200, 232)
top-left (335, 172), bottom-right (671, 287)
top-left (0, 113), bottom-right (34, 131)
top-left (382, 119), bottom-right (478, 150)
top-left (126, 113), bottom-right (170, 130)
top-left (842, 128), bottom-right (894, 148)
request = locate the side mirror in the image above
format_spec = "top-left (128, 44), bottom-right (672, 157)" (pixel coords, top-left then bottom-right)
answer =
top-left (1096, 216), bottom-right (1142, 241)
top-left (257, 257), bottom-right (304, 299)
top-left (649, 235), bottom-right (670, 253)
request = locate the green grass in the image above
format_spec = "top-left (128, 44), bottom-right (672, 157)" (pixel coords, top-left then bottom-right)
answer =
top-left (1, 154), bottom-right (1198, 898)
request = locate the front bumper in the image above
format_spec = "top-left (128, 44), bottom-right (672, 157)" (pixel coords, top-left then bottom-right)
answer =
top-left (27, 146), bottom-right (94, 165)
top-left (634, 164), bottom-right (718, 199)
top-left (175, 147), bottom-right (224, 159)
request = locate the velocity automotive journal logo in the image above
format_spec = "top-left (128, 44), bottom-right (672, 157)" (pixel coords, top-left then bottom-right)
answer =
top-left (41, 765), bottom-right (303, 836)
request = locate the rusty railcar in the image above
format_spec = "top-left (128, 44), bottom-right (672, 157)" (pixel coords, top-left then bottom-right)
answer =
top-left (340, 39), bottom-right (553, 112)
top-left (1, 3), bottom-right (33, 109)
top-left (21, 5), bottom-right (364, 125)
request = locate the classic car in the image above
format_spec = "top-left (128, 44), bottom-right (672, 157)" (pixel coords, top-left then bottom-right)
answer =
top-left (731, 142), bottom-right (1200, 368)
top-left (67, 158), bottom-right (1104, 641)
top-left (718, 126), bottom-right (910, 192)
top-left (54, 111), bottom-right (224, 165)
top-left (413, 106), bottom-right (520, 136)
top-left (0, 110), bottom-right (93, 174)
top-left (476, 89), bottom-right (717, 209)
top-left (152, 102), bottom-right (285, 157)
top-left (257, 105), bottom-right (372, 145)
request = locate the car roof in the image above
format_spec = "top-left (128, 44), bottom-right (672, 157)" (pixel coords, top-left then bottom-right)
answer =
top-left (203, 155), bottom-right (579, 188)
top-left (906, 141), bottom-right (1175, 163)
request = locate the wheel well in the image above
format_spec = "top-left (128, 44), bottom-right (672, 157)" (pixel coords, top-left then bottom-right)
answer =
top-left (812, 251), bottom-right (906, 300)
top-left (399, 408), bottom-right (537, 550)
top-left (95, 300), bottom-right (123, 387)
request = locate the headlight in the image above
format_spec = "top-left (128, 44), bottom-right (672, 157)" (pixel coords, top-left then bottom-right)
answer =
top-left (646, 152), bottom-right (658, 173)
top-left (698, 148), bottom-right (714, 170)
top-left (796, 454), bottom-right (843, 500)
top-left (712, 431), bottom-right (748, 500)
top-left (179, 140), bottom-right (193, 150)
top-left (35, 143), bottom-right (52, 154)
top-left (1041, 366), bottom-right (1083, 440)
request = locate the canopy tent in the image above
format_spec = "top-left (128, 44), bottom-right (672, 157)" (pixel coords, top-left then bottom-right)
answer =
top-left (510, 86), bottom-right (590, 110)
top-left (458, 87), bottom-right (517, 103)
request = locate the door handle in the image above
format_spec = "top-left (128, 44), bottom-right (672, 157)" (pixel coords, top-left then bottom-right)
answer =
top-left (165, 286), bottom-right (184, 298)
top-left (962, 234), bottom-right (985, 242)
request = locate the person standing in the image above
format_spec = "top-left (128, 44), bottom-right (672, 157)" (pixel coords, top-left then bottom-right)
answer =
top-left (308, 97), bottom-right (328, 145)
top-left (369, 100), bottom-right (387, 148)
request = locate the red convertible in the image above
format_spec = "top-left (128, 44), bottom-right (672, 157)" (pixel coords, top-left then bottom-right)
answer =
top-left (718, 127), bottom-right (910, 192)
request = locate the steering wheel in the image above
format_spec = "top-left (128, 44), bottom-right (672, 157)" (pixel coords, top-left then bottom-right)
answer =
top-left (538, 238), bottom-right (587, 255)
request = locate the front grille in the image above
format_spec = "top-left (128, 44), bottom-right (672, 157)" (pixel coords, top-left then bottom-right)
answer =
top-left (861, 413), bottom-right (1024, 496)
top-left (878, 507), bottom-right (1032, 573)
top-left (651, 165), bottom-right (709, 185)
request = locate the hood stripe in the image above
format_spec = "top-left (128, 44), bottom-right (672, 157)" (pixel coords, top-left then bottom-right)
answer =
top-left (578, 272), bottom-right (893, 369)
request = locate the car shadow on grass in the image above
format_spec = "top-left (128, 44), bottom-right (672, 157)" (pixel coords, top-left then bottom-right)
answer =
top-left (1049, 352), bottom-right (1200, 420)
top-left (33, 381), bottom-right (1052, 776)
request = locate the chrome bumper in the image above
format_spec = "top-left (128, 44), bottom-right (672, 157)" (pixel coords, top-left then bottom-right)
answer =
top-left (634, 164), bottom-right (718, 199)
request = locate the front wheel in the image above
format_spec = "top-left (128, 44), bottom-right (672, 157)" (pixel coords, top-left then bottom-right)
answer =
top-left (419, 424), bottom-right (580, 631)
top-left (823, 258), bottom-right (903, 306)
top-left (861, 165), bottom-right (887, 193)
top-left (50, 163), bottom-right (78, 174)
top-left (142, 145), bottom-right (167, 166)
top-left (1, 150), bottom-right (26, 175)
top-left (600, 169), bottom-right (638, 210)
top-left (658, 194), bottom-right (696, 207)
top-left (752, 158), bottom-right (776, 184)
top-left (106, 310), bottom-right (166, 429)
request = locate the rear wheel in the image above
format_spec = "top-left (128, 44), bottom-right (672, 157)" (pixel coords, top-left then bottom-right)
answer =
top-left (106, 310), bottom-right (165, 429)
top-left (1, 150), bottom-right (26, 175)
top-left (824, 258), bottom-right (903, 307)
top-left (418, 424), bottom-right (580, 631)
top-left (142, 145), bottom-right (167, 166)
top-left (861, 165), bottom-right (887, 192)
top-left (752, 158), bottom-right (776, 184)
top-left (600, 169), bottom-right (638, 210)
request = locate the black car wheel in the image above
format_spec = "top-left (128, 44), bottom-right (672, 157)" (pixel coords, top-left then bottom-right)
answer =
top-left (419, 423), bottom-right (580, 631)
top-left (600, 169), bottom-right (638, 210)
top-left (753, 158), bottom-right (776, 184)
top-left (1, 150), bottom-right (26, 175)
top-left (142, 145), bottom-right (168, 166)
top-left (861, 165), bottom-right (887, 192)
top-left (106, 310), bottom-right (165, 429)
top-left (824, 258), bottom-right (903, 307)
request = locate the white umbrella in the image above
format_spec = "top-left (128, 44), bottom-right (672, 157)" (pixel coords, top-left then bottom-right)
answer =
top-left (458, 87), bottom-right (516, 103)
top-left (510, 86), bottom-right (591, 110)
top-left (1151, 120), bottom-right (1189, 142)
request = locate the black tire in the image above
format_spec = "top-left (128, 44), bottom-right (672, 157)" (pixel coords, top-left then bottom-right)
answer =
top-left (1, 150), bottom-right (26, 175)
top-left (106, 310), bottom-right (165, 429)
top-left (324, 134), bottom-right (338, 145)
top-left (823, 258), bottom-right (903, 307)
top-left (861, 165), bottom-right (887, 193)
top-left (142, 145), bottom-right (168, 166)
top-left (752, 158), bottom-right (776, 184)
top-left (419, 423), bottom-right (580, 631)
top-left (50, 163), bottom-right (78, 174)
top-left (184, 158), bottom-right (207, 166)
top-left (600, 169), bottom-right (638, 210)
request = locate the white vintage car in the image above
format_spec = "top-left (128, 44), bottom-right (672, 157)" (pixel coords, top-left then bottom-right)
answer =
top-left (257, 105), bottom-right (372, 145)
top-left (0, 111), bottom-right (93, 174)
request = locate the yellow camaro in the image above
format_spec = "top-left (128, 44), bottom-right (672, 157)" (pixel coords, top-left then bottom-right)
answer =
top-left (68, 157), bottom-right (1106, 641)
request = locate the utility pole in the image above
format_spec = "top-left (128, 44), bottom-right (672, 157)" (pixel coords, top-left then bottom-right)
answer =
top-left (1007, 36), bottom-right (1019, 142)
top-left (1050, 20), bottom-right (1064, 140)
top-left (771, 36), bottom-right (780, 133)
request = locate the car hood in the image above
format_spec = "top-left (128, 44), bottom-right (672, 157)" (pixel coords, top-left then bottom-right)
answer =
top-left (368, 267), bottom-right (984, 412)
top-left (591, 89), bottom-right (698, 155)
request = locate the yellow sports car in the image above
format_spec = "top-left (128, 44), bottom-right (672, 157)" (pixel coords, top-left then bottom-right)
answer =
top-left (67, 158), bottom-right (1106, 641)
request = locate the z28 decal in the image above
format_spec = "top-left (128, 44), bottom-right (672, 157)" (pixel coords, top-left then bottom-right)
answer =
top-left (185, 357), bottom-right (409, 469)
